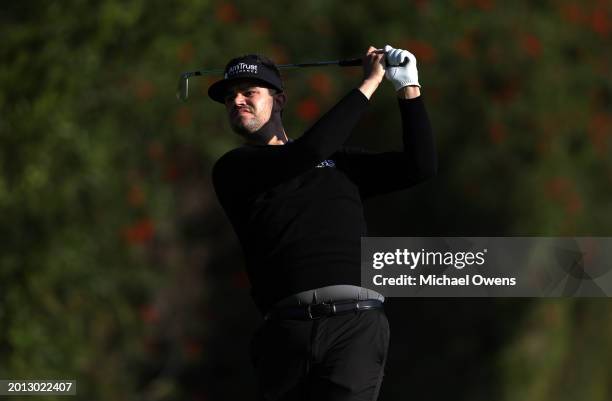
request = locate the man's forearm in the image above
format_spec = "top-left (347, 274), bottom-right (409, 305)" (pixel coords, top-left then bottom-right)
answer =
top-left (397, 86), bottom-right (421, 99)
top-left (358, 79), bottom-right (382, 100)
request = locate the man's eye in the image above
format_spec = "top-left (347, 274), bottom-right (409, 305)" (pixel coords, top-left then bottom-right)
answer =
top-left (245, 91), bottom-right (254, 96)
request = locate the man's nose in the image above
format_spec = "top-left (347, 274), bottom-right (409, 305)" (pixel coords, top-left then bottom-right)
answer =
top-left (232, 92), bottom-right (248, 106)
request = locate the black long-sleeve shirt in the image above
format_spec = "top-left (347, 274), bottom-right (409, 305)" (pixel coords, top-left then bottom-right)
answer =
top-left (212, 88), bottom-right (436, 312)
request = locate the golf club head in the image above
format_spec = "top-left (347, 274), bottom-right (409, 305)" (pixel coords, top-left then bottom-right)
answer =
top-left (177, 74), bottom-right (189, 101)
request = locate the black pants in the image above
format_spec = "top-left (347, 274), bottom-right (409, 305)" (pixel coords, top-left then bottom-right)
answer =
top-left (250, 308), bottom-right (390, 401)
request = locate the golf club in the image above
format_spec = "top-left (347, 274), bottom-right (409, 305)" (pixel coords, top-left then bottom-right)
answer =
top-left (176, 56), bottom-right (408, 101)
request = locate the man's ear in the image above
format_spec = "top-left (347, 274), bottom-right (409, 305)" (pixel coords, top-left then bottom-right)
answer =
top-left (272, 92), bottom-right (287, 113)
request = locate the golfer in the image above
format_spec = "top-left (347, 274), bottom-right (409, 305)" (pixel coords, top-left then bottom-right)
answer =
top-left (210, 45), bottom-right (436, 401)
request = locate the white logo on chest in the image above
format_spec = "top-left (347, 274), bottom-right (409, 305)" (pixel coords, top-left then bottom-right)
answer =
top-left (315, 159), bottom-right (336, 168)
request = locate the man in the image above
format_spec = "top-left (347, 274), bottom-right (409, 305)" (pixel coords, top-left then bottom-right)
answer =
top-left (210, 45), bottom-right (436, 401)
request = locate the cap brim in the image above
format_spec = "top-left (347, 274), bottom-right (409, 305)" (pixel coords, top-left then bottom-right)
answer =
top-left (208, 77), bottom-right (283, 104)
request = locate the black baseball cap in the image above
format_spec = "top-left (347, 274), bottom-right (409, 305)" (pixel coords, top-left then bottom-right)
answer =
top-left (208, 54), bottom-right (284, 104)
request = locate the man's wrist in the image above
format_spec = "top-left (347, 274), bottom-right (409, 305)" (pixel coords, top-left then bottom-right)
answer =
top-left (358, 78), bottom-right (382, 99)
top-left (397, 86), bottom-right (421, 99)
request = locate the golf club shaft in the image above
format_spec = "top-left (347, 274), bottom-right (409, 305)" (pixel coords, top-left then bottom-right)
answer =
top-left (177, 57), bottom-right (384, 101)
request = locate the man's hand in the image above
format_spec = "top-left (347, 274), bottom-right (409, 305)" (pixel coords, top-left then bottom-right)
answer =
top-left (358, 46), bottom-right (386, 99)
top-left (384, 45), bottom-right (421, 91)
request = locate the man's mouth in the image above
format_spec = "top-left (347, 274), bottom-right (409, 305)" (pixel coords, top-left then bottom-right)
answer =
top-left (233, 108), bottom-right (252, 117)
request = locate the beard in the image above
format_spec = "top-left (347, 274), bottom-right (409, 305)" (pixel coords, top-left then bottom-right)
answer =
top-left (226, 100), bottom-right (285, 145)
top-left (230, 112), bottom-right (265, 136)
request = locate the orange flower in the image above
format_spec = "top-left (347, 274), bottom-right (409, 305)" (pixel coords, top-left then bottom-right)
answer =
top-left (123, 218), bottom-right (155, 245)
top-left (177, 42), bottom-right (195, 64)
top-left (296, 98), bottom-right (321, 122)
top-left (545, 177), bottom-right (570, 199)
top-left (488, 122), bottom-right (506, 144)
top-left (174, 106), bottom-right (193, 128)
top-left (269, 44), bottom-right (289, 64)
top-left (309, 73), bottom-right (333, 97)
top-left (134, 79), bottom-right (156, 101)
top-left (559, 3), bottom-right (585, 24)
top-left (400, 39), bottom-right (436, 64)
top-left (414, 0), bottom-right (429, 11)
top-left (163, 162), bottom-right (182, 182)
top-left (565, 192), bottom-right (583, 215)
top-left (252, 18), bottom-right (271, 35)
top-left (215, 2), bottom-right (239, 23)
top-left (544, 177), bottom-right (583, 216)
top-left (590, 9), bottom-right (610, 36)
top-left (139, 304), bottom-right (160, 324)
top-left (127, 184), bottom-right (145, 207)
top-left (147, 141), bottom-right (165, 162)
top-left (453, 35), bottom-right (474, 60)
top-left (521, 34), bottom-right (542, 58)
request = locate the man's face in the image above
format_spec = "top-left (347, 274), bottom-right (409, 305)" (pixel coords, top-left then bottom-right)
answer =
top-left (224, 81), bottom-right (276, 136)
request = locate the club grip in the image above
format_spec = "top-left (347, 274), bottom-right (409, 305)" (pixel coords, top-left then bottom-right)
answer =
top-left (338, 58), bottom-right (363, 67)
top-left (338, 57), bottom-right (409, 67)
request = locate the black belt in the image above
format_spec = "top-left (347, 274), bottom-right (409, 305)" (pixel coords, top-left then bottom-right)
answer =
top-left (264, 299), bottom-right (384, 321)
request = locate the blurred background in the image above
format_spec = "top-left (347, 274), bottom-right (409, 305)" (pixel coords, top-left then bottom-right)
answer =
top-left (1, 0), bottom-right (611, 400)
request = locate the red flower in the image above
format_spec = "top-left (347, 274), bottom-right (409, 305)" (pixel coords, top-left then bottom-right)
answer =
top-left (590, 9), bottom-right (610, 36)
top-left (127, 184), bottom-right (145, 207)
top-left (474, 0), bottom-right (494, 11)
top-left (453, 36), bottom-right (474, 60)
top-left (174, 106), bottom-right (193, 128)
top-left (215, 3), bottom-right (239, 23)
top-left (139, 304), bottom-right (160, 324)
top-left (134, 79), bottom-right (156, 101)
top-left (521, 34), bottom-right (542, 58)
top-left (309, 73), bottom-right (333, 97)
top-left (400, 39), bottom-right (436, 64)
top-left (544, 177), bottom-right (583, 216)
top-left (296, 98), bottom-right (321, 122)
top-left (163, 162), bottom-right (182, 182)
top-left (559, 3), bottom-right (585, 24)
top-left (565, 192), bottom-right (583, 215)
top-left (269, 44), bottom-right (289, 64)
top-left (147, 141), bottom-right (165, 162)
top-left (545, 177), bottom-right (570, 199)
top-left (488, 122), bottom-right (507, 144)
top-left (123, 218), bottom-right (155, 245)
top-left (177, 42), bottom-right (195, 64)
top-left (252, 18), bottom-right (271, 35)
top-left (414, 0), bottom-right (429, 12)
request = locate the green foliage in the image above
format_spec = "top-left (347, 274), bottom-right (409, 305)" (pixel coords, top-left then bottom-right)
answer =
top-left (1, 0), bottom-right (610, 400)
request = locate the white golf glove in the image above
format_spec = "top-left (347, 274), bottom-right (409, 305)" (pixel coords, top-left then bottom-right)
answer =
top-left (384, 44), bottom-right (420, 90)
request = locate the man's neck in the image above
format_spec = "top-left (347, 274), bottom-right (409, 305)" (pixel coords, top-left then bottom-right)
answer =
top-left (245, 113), bottom-right (288, 145)
top-left (266, 132), bottom-right (288, 145)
